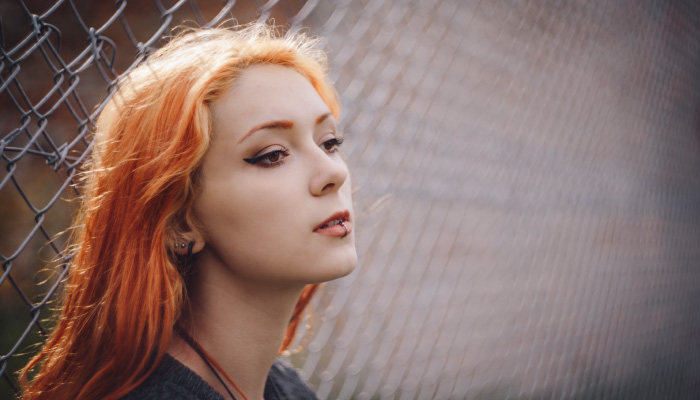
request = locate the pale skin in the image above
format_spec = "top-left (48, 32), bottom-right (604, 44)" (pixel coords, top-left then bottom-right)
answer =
top-left (167, 64), bottom-right (357, 400)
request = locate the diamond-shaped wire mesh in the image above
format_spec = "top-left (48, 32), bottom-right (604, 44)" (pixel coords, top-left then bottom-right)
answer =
top-left (2, 1), bottom-right (700, 399)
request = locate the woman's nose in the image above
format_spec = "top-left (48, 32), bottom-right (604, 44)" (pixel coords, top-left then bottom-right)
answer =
top-left (308, 148), bottom-right (349, 196)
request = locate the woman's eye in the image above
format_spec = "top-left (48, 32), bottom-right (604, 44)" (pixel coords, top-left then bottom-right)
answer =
top-left (321, 137), bottom-right (344, 153)
top-left (244, 149), bottom-right (289, 167)
top-left (267, 151), bottom-right (282, 162)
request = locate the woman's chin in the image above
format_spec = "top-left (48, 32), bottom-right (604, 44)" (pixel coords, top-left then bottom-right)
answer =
top-left (308, 248), bottom-right (357, 284)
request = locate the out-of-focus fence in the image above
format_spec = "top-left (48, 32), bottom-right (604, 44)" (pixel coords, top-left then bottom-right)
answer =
top-left (2, 1), bottom-right (700, 399)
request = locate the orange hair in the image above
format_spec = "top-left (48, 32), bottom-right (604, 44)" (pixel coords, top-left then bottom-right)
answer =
top-left (20, 24), bottom-right (339, 400)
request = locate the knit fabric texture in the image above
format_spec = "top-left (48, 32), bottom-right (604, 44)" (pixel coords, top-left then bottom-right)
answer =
top-left (121, 353), bottom-right (318, 399)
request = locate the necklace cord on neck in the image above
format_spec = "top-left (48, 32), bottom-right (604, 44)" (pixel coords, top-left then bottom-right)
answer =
top-left (175, 325), bottom-right (250, 400)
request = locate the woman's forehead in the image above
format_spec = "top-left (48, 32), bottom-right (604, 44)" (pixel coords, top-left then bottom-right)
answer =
top-left (210, 64), bottom-right (332, 138)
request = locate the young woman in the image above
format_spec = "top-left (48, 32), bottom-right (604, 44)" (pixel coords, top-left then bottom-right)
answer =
top-left (20, 24), bottom-right (356, 400)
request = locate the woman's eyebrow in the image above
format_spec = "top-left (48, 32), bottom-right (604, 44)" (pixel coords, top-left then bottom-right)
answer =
top-left (316, 112), bottom-right (332, 125)
top-left (238, 120), bottom-right (294, 144)
top-left (238, 112), bottom-right (334, 144)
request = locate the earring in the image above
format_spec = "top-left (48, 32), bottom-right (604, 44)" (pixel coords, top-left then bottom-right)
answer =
top-left (175, 241), bottom-right (197, 275)
top-left (185, 241), bottom-right (196, 270)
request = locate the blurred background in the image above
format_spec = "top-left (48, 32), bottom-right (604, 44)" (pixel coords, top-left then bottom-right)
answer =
top-left (2, 1), bottom-right (700, 399)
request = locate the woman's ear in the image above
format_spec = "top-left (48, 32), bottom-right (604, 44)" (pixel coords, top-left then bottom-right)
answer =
top-left (171, 230), bottom-right (205, 256)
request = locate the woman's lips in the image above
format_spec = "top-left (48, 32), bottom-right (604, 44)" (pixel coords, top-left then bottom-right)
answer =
top-left (314, 210), bottom-right (351, 231)
top-left (314, 220), bottom-right (352, 237)
top-left (314, 209), bottom-right (352, 238)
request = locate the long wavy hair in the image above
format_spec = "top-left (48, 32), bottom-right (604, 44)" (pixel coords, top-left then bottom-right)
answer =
top-left (20, 24), bottom-right (339, 400)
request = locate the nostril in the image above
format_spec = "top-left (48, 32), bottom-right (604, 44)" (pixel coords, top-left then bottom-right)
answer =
top-left (322, 182), bottom-right (335, 192)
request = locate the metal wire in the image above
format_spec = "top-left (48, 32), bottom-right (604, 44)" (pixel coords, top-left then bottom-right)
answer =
top-left (2, 1), bottom-right (700, 399)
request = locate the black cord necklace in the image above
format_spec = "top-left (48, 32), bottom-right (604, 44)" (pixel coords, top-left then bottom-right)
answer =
top-left (175, 325), bottom-right (238, 400)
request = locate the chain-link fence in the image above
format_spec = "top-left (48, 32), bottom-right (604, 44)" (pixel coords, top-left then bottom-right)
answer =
top-left (2, 1), bottom-right (700, 399)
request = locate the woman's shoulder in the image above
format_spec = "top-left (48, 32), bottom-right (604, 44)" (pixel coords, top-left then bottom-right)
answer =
top-left (120, 354), bottom-right (225, 400)
top-left (121, 354), bottom-right (317, 400)
top-left (265, 359), bottom-right (318, 400)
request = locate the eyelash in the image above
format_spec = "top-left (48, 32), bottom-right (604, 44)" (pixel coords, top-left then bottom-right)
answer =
top-left (243, 136), bottom-right (345, 168)
top-left (321, 136), bottom-right (344, 153)
top-left (244, 149), bottom-right (289, 168)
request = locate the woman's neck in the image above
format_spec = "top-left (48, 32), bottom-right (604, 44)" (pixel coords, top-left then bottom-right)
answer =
top-left (168, 253), bottom-right (306, 400)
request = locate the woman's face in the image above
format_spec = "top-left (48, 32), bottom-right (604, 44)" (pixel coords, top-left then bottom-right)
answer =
top-left (193, 64), bottom-right (356, 286)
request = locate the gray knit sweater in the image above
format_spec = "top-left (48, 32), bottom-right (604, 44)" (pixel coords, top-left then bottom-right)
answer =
top-left (121, 354), bottom-right (318, 399)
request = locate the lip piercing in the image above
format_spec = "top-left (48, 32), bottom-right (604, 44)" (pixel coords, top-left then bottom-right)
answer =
top-left (340, 222), bottom-right (348, 238)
